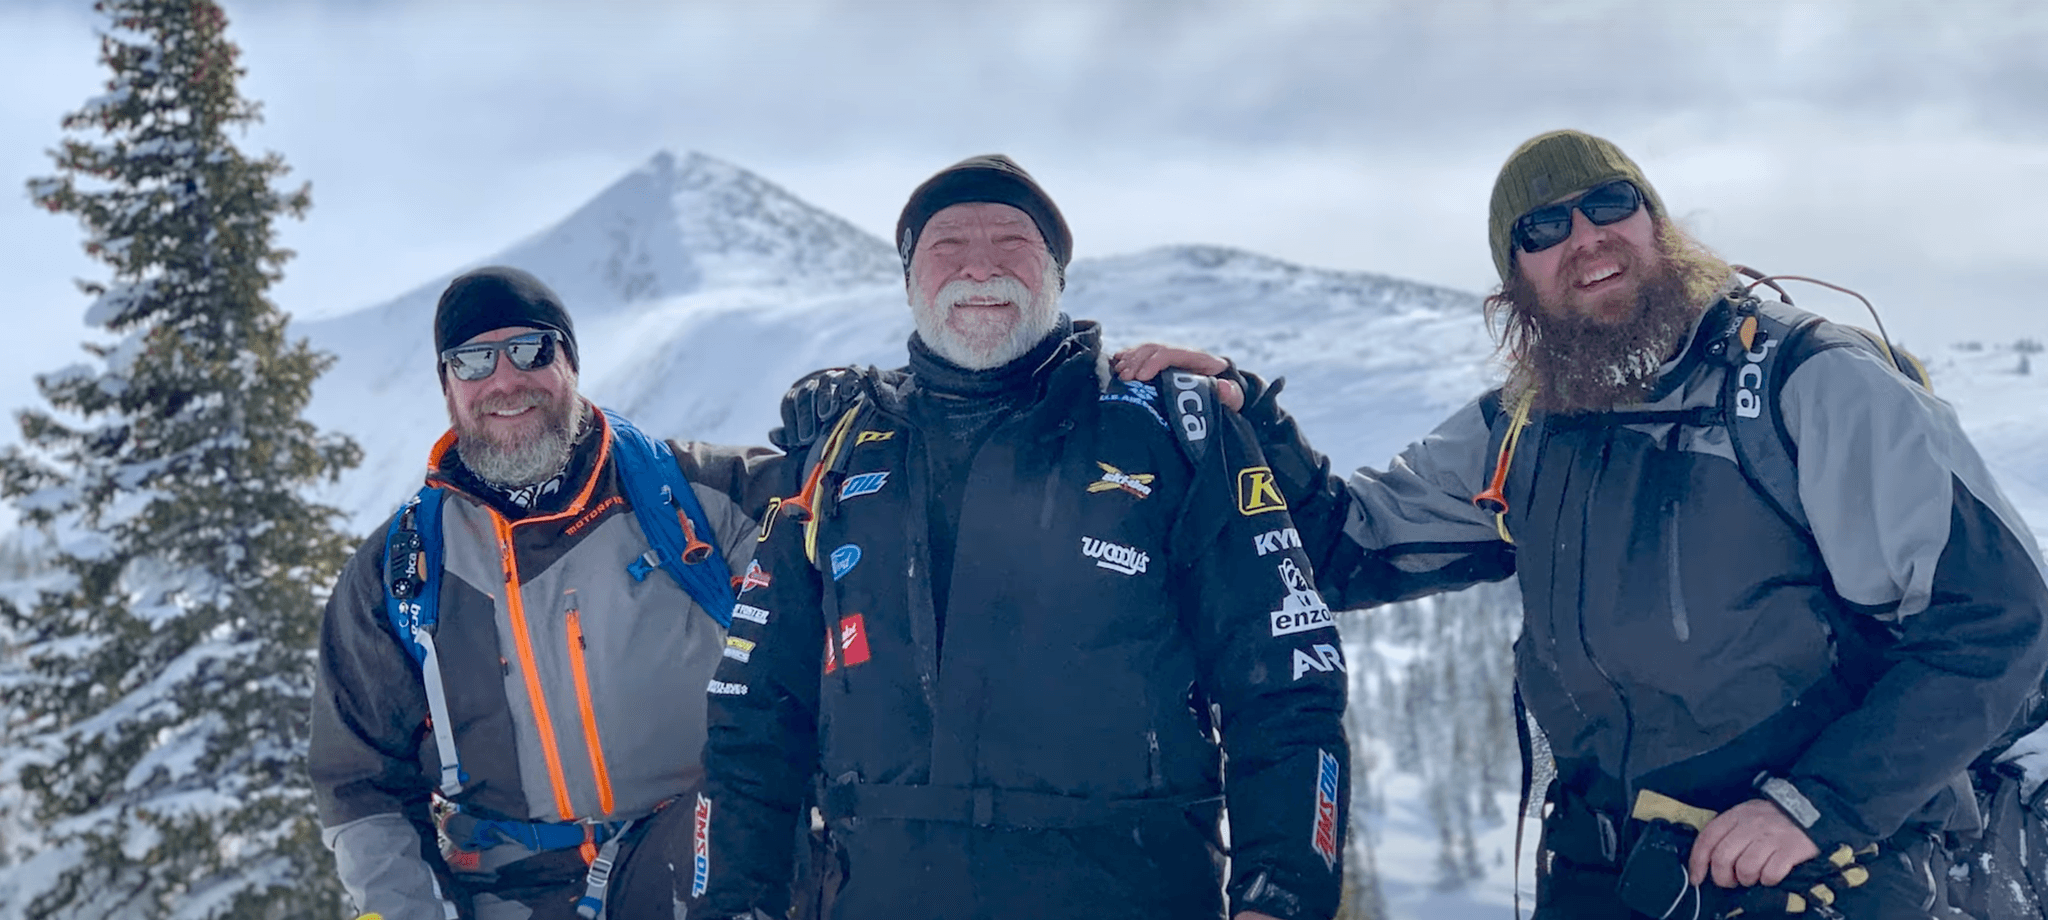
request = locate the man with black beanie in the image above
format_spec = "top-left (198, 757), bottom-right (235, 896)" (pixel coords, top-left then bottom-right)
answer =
top-left (310, 266), bottom-right (785, 919)
top-left (692, 155), bottom-right (1351, 920)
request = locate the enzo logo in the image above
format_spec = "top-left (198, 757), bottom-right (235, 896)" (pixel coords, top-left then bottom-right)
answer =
top-left (1313, 750), bottom-right (1340, 871)
top-left (1237, 467), bottom-right (1287, 515)
top-left (1271, 558), bottom-right (1334, 636)
top-left (722, 635), bottom-right (755, 663)
top-left (693, 794), bottom-right (712, 897)
top-left (1291, 643), bottom-right (1344, 680)
top-left (1170, 371), bottom-right (1208, 442)
top-left (1733, 334), bottom-right (1779, 419)
top-left (1081, 536), bottom-right (1150, 576)
top-left (1255, 527), bottom-right (1301, 556)
top-left (855, 430), bottom-right (895, 445)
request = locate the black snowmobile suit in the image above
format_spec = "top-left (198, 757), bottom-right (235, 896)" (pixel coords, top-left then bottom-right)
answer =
top-left (1237, 296), bottom-right (2048, 908)
top-left (693, 324), bottom-right (1351, 920)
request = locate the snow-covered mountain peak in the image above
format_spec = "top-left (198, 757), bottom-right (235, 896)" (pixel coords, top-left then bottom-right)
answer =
top-left (491, 149), bottom-right (899, 313)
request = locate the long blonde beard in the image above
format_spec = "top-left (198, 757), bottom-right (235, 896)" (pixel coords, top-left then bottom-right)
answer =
top-left (1489, 221), bottom-right (1732, 412)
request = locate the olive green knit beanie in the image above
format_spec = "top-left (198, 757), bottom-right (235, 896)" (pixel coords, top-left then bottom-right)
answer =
top-left (1487, 129), bottom-right (1666, 283)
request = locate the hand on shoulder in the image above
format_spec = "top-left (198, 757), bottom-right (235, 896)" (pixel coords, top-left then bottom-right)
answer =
top-left (1110, 344), bottom-right (1243, 411)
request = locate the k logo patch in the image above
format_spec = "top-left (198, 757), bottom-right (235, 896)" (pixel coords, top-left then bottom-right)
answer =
top-left (1237, 466), bottom-right (1287, 515)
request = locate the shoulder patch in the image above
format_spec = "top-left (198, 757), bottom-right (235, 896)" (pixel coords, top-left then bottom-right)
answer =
top-left (1100, 378), bottom-right (1170, 430)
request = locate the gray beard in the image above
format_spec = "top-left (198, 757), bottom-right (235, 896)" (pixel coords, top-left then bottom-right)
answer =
top-left (460, 398), bottom-right (588, 487)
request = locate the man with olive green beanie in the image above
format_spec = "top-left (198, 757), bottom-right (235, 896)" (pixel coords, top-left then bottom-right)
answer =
top-left (1129, 128), bottom-right (2048, 918)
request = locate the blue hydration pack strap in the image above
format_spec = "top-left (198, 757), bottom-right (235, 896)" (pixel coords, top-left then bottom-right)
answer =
top-left (603, 409), bottom-right (738, 628)
top-left (379, 413), bottom-right (737, 819)
top-left (383, 487), bottom-right (462, 797)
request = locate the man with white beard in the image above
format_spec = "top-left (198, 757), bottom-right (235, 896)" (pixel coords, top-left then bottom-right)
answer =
top-left (310, 267), bottom-right (783, 919)
top-left (690, 155), bottom-right (1351, 920)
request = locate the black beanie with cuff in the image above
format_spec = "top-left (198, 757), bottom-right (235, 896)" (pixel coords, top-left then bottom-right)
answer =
top-left (895, 154), bottom-right (1072, 288)
top-left (433, 266), bottom-right (579, 372)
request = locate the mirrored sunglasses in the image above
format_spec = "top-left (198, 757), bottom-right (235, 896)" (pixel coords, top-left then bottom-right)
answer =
top-left (440, 331), bottom-right (561, 382)
top-left (1511, 179), bottom-right (1644, 254)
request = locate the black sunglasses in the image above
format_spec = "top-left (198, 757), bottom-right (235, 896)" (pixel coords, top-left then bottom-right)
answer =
top-left (1511, 179), bottom-right (1644, 254)
top-left (440, 331), bottom-right (561, 382)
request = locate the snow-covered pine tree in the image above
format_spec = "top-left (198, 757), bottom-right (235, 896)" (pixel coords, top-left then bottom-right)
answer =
top-left (0, 1), bottom-right (361, 916)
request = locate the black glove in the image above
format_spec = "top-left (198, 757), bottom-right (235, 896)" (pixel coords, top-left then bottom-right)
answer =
top-left (770, 367), bottom-right (864, 453)
top-left (1717, 844), bottom-right (1875, 919)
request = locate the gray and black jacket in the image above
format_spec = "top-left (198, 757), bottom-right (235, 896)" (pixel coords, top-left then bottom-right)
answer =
top-left (1251, 295), bottom-right (2048, 855)
top-left (309, 406), bottom-right (781, 919)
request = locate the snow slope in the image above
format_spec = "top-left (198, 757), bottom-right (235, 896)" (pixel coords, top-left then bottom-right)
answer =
top-left (292, 150), bottom-right (2048, 916)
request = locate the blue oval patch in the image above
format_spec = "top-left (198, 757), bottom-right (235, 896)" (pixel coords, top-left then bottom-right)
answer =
top-left (830, 544), bottom-right (862, 581)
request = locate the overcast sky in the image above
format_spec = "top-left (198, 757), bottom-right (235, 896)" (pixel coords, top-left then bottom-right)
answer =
top-left (2, 0), bottom-right (2044, 435)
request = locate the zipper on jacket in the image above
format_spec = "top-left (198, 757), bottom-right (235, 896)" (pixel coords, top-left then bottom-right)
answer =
top-left (1573, 437), bottom-right (1637, 823)
top-left (438, 414), bottom-right (614, 825)
top-left (563, 598), bottom-right (618, 817)
top-left (493, 513), bottom-right (579, 821)
top-left (1665, 498), bottom-right (1691, 642)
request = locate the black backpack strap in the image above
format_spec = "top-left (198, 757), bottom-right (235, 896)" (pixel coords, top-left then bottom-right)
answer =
top-left (1718, 297), bottom-right (1828, 535)
top-left (1146, 370), bottom-right (1223, 470)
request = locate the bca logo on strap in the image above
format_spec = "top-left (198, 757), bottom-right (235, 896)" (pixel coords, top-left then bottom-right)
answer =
top-left (1237, 466), bottom-right (1287, 516)
top-left (1170, 371), bottom-right (1208, 443)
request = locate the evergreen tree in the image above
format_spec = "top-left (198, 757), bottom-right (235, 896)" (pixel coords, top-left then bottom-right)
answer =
top-left (0, 1), bottom-right (360, 916)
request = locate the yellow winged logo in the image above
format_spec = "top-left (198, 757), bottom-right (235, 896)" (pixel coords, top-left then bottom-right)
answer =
top-left (1088, 461), bottom-right (1155, 499)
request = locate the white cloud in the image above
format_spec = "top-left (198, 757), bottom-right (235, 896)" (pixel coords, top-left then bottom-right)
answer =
top-left (0, 0), bottom-right (2043, 443)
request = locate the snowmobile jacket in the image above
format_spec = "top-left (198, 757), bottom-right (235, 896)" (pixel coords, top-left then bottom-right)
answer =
top-left (692, 324), bottom-right (1352, 920)
top-left (1247, 295), bottom-right (2048, 856)
top-left (310, 406), bottom-right (781, 920)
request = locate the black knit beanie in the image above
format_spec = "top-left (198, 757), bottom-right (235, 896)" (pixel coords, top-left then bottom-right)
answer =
top-left (895, 154), bottom-right (1072, 288)
top-left (433, 266), bottom-right (579, 372)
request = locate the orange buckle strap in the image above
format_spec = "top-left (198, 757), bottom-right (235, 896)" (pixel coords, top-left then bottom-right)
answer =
top-left (1472, 389), bottom-right (1535, 544)
top-left (675, 509), bottom-right (713, 564)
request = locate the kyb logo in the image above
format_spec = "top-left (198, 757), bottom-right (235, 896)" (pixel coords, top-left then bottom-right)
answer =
top-left (1169, 371), bottom-right (1208, 443)
top-left (1291, 643), bottom-right (1345, 680)
top-left (1271, 558), bottom-right (1334, 636)
top-left (1733, 332), bottom-right (1779, 419)
top-left (1081, 536), bottom-right (1150, 576)
top-left (1255, 527), bottom-right (1301, 556)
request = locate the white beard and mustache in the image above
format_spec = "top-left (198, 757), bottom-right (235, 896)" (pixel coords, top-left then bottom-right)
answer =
top-left (448, 384), bottom-right (589, 487)
top-left (910, 263), bottom-right (1063, 370)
